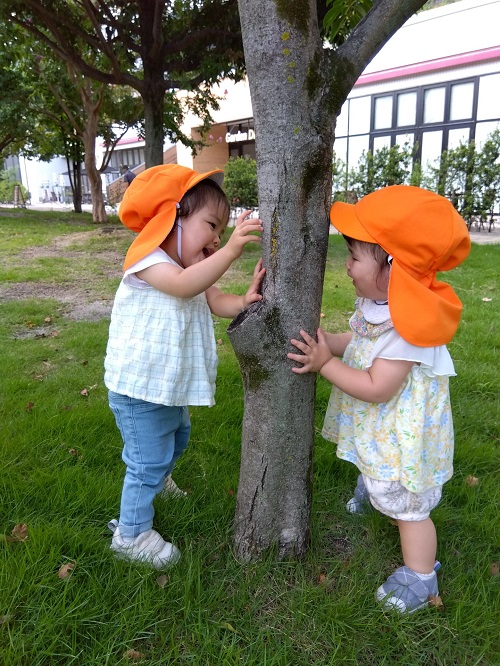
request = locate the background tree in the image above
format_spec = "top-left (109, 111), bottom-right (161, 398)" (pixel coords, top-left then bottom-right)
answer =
top-left (5, 0), bottom-right (245, 168)
top-left (223, 157), bottom-right (258, 209)
top-left (0, 26), bottom-right (34, 161)
top-left (348, 142), bottom-right (416, 198)
top-left (228, 0), bottom-right (427, 562)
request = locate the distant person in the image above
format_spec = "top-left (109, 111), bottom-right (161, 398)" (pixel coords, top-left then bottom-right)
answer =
top-left (105, 164), bottom-right (265, 569)
top-left (121, 165), bottom-right (136, 188)
top-left (288, 186), bottom-right (470, 613)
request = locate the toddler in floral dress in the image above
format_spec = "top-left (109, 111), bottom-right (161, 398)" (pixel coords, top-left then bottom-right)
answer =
top-left (288, 186), bottom-right (470, 612)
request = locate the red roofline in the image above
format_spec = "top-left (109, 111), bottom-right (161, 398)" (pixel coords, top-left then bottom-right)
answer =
top-left (356, 45), bottom-right (500, 86)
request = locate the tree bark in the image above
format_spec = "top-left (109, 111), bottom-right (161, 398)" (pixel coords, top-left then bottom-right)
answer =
top-left (230, 0), bottom-right (333, 561)
top-left (80, 87), bottom-right (107, 223)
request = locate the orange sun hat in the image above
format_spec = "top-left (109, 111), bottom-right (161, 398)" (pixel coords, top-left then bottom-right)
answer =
top-left (330, 185), bottom-right (471, 347)
top-left (119, 164), bottom-right (224, 271)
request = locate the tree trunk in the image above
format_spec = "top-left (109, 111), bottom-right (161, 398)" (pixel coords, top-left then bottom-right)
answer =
top-left (230, 0), bottom-right (334, 561)
top-left (141, 79), bottom-right (166, 168)
top-left (82, 113), bottom-right (107, 223)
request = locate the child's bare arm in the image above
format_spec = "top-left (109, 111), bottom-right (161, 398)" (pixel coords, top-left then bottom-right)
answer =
top-left (288, 328), bottom-right (413, 404)
top-left (137, 216), bottom-right (263, 298)
top-left (323, 331), bottom-right (353, 357)
top-left (206, 259), bottom-right (265, 318)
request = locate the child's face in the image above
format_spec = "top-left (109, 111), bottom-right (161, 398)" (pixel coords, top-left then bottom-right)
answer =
top-left (180, 200), bottom-right (228, 267)
top-left (345, 244), bottom-right (389, 301)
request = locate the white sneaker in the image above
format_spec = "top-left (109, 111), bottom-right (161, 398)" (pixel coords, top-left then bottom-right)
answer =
top-left (109, 521), bottom-right (180, 569)
top-left (160, 475), bottom-right (188, 499)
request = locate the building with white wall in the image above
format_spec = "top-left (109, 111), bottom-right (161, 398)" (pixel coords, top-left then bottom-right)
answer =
top-left (178, 0), bottom-right (500, 179)
top-left (10, 0), bottom-right (500, 203)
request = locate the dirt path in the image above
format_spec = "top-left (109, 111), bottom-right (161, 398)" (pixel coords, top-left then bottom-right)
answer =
top-left (0, 227), bottom-right (130, 322)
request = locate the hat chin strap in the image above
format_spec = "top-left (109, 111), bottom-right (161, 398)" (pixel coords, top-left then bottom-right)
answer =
top-left (176, 219), bottom-right (183, 265)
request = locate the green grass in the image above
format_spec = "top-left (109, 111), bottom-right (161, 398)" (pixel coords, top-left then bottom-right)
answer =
top-left (0, 209), bottom-right (499, 665)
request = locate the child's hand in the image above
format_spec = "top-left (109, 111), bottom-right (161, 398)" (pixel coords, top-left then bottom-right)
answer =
top-left (224, 210), bottom-right (263, 260)
top-left (288, 328), bottom-right (333, 374)
top-left (242, 258), bottom-right (266, 308)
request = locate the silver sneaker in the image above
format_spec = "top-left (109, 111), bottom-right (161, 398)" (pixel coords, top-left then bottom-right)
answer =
top-left (346, 474), bottom-right (371, 514)
top-left (108, 520), bottom-right (180, 569)
top-left (160, 475), bottom-right (188, 499)
top-left (376, 562), bottom-right (440, 613)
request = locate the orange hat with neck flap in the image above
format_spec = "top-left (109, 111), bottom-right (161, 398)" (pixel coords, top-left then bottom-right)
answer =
top-left (330, 185), bottom-right (471, 347)
top-left (119, 164), bottom-right (224, 271)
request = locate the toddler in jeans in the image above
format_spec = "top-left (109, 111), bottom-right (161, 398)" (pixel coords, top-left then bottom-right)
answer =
top-left (105, 165), bottom-right (264, 568)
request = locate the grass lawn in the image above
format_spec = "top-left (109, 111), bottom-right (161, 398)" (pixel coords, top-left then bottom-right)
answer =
top-left (0, 208), bottom-right (498, 665)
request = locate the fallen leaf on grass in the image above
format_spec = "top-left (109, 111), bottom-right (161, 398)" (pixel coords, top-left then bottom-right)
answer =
top-left (44, 317), bottom-right (52, 323)
top-left (7, 524), bottom-right (28, 543)
top-left (156, 575), bottom-right (168, 588)
top-left (482, 297), bottom-right (492, 302)
top-left (318, 572), bottom-right (327, 584)
top-left (50, 330), bottom-right (60, 337)
top-left (123, 649), bottom-right (145, 660)
top-left (428, 594), bottom-right (444, 609)
top-left (491, 561), bottom-right (499, 576)
top-left (25, 401), bottom-right (35, 412)
top-left (80, 388), bottom-right (88, 397)
top-left (58, 562), bottom-right (75, 579)
top-left (217, 339), bottom-right (223, 345)
top-left (220, 621), bottom-right (237, 633)
top-left (466, 475), bottom-right (479, 487)
top-left (68, 448), bottom-right (78, 457)
top-left (226, 488), bottom-right (235, 496)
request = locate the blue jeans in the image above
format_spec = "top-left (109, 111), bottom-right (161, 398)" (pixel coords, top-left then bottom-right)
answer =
top-left (108, 391), bottom-right (190, 538)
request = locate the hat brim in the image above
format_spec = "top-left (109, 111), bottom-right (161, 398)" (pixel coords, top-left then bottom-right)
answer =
top-left (388, 260), bottom-right (463, 346)
top-left (330, 201), bottom-right (376, 243)
top-left (122, 168), bottom-right (224, 271)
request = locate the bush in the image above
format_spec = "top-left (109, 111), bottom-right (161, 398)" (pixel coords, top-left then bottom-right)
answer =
top-left (223, 156), bottom-right (258, 208)
top-left (0, 167), bottom-right (29, 204)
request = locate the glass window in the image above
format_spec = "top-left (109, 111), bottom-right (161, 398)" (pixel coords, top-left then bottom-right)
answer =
top-left (449, 82), bottom-right (474, 121)
top-left (336, 102), bottom-right (349, 137)
top-left (373, 135), bottom-right (391, 152)
top-left (347, 135), bottom-right (370, 168)
top-left (423, 87), bottom-right (445, 124)
top-left (477, 74), bottom-right (500, 120)
top-left (374, 96), bottom-right (393, 130)
top-left (448, 127), bottom-right (470, 149)
top-left (333, 137), bottom-right (348, 164)
top-left (395, 133), bottom-right (415, 150)
top-left (475, 120), bottom-right (500, 149)
top-left (397, 92), bottom-right (417, 127)
top-left (349, 96), bottom-right (371, 135)
top-left (421, 130), bottom-right (443, 168)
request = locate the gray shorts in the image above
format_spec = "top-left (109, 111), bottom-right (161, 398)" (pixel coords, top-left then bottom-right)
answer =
top-left (363, 476), bottom-right (442, 521)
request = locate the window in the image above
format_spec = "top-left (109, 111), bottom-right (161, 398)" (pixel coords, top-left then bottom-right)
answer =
top-left (397, 92), bottom-right (417, 127)
top-left (448, 127), bottom-right (470, 149)
top-left (421, 131), bottom-right (443, 168)
top-left (477, 73), bottom-right (500, 120)
top-left (449, 82), bottom-right (474, 121)
top-left (373, 135), bottom-right (391, 152)
top-left (374, 96), bottom-right (393, 130)
top-left (423, 87), bottom-right (445, 124)
top-left (349, 96), bottom-right (371, 134)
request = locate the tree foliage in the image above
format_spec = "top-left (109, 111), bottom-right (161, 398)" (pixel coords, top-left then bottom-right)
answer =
top-left (3, 0), bottom-right (245, 167)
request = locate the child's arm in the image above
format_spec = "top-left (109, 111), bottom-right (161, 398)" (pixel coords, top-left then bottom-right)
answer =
top-left (288, 328), bottom-right (413, 404)
top-left (206, 258), bottom-right (266, 318)
top-left (137, 215), bottom-right (263, 299)
top-left (323, 331), bottom-right (353, 357)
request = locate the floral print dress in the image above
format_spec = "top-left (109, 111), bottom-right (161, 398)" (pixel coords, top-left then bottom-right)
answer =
top-left (322, 298), bottom-right (456, 492)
